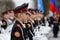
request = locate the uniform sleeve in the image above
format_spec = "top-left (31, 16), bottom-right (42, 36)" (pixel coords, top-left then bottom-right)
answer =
top-left (5, 24), bottom-right (14, 34)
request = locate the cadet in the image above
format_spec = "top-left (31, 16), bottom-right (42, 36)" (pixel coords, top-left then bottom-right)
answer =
top-left (11, 13), bottom-right (25, 40)
top-left (1, 11), bottom-right (8, 31)
top-left (26, 17), bottom-right (34, 40)
top-left (11, 3), bottom-right (28, 40)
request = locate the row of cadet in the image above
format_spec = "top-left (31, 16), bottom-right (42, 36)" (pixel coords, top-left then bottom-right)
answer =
top-left (0, 3), bottom-right (60, 40)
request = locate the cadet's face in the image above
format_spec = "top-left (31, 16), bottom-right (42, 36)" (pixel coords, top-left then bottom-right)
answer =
top-left (11, 11), bottom-right (14, 13)
top-left (23, 14), bottom-right (27, 21)
top-left (9, 13), bottom-right (14, 17)
top-left (39, 13), bottom-right (43, 19)
top-left (18, 13), bottom-right (21, 17)
top-left (33, 15), bottom-right (37, 20)
top-left (27, 15), bottom-right (32, 21)
top-left (30, 15), bottom-right (35, 20)
top-left (18, 13), bottom-right (26, 22)
top-left (26, 14), bottom-right (30, 20)
top-left (36, 11), bottom-right (38, 13)
top-left (23, 13), bottom-right (27, 18)
top-left (3, 22), bottom-right (6, 25)
top-left (4, 14), bottom-right (10, 19)
top-left (8, 11), bottom-right (15, 19)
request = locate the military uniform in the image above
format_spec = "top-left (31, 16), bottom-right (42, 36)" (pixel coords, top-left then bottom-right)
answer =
top-left (0, 19), bottom-right (7, 33)
top-left (31, 20), bottom-right (36, 29)
top-left (11, 3), bottom-right (29, 40)
top-left (48, 16), bottom-right (53, 27)
top-left (0, 20), bottom-right (2, 33)
top-left (25, 22), bottom-right (34, 40)
top-left (11, 21), bottom-right (25, 40)
top-left (41, 17), bottom-right (45, 26)
top-left (34, 20), bottom-right (39, 27)
top-left (1, 19), bottom-right (7, 30)
top-left (20, 22), bottom-right (28, 40)
top-left (32, 20), bottom-right (37, 28)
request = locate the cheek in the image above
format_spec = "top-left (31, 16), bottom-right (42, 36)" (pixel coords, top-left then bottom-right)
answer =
top-left (3, 22), bottom-right (6, 25)
top-left (7, 15), bottom-right (10, 18)
top-left (6, 15), bottom-right (10, 18)
top-left (10, 13), bottom-right (14, 17)
top-left (4, 15), bottom-right (7, 18)
top-left (4, 15), bottom-right (10, 18)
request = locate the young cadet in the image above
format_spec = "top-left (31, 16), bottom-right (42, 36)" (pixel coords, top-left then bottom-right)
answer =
top-left (0, 11), bottom-right (11, 40)
top-left (19, 13), bottom-right (28, 40)
top-left (8, 10), bottom-right (15, 23)
top-left (25, 14), bottom-right (35, 40)
top-left (11, 3), bottom-right (28, 40)
top-left (30, 14), bottom-right (39, 28)
top-left (11, 13), bottom-right (25, 40)
top-left (1, 10), bottom-right (14, 27)
top-left (5, 10), bottom-right (16, 34)
top-left (1, 10), bottom-right (15, 32)
top-left (1, 11), bottom-right (8, 33)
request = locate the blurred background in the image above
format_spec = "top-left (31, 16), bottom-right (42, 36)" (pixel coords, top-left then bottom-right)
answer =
top-left (0, 0), bottom-right (60, 15)
top-left (0, 0), bottom-right (60, 40)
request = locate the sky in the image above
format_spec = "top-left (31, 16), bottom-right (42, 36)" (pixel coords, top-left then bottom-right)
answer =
top-left (12, 0), bottom-right (37, 9)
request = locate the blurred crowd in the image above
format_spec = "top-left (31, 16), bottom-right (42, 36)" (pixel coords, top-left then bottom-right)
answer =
top-left (0, 3), bottom-right (60, 40)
